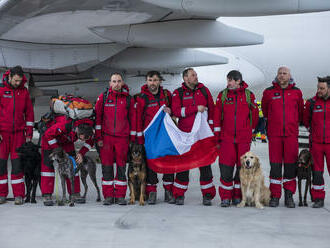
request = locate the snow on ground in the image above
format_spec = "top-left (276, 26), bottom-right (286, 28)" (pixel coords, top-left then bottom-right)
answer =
top-left (1, 142), bottom-right (330, 248)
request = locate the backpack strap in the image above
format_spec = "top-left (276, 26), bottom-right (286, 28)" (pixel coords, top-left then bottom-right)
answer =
top-left (177, 87), bottom-right (184, 107)
top-left (245, 89), bottom-right (254, 127)
top-left (199, 86), bottom-right (208, 103)
top-left (220, 88), bottom-right (228, 122)
top-left (163, 89), bottom-right (170, 107)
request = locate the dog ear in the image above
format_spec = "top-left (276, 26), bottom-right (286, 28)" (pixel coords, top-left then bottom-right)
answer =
top-left (255, 156), bottom-right (260, 169)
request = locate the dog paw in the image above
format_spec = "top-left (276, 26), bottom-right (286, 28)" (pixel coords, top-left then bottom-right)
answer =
top-left (57, 201), bottom-right (65, 206)
top-left (237, 202), bottom-right (245, 208)
top-left (31, 199), bottom-right (37, 204)
top-left (96, 198), bottom-right (101, 202)
top-left (256, 203), bottom-right (264, 209)
top-left (304, 202), bottom-right (308, 207)
top-left (69, 202), bottom-right (75, 207)
top-left (298, 202), bottom-right (303, 207)
top-left (139, 201), bottom-right (145, 206)
top-left (129, 200), bottom-right (135, 205)
top-left (25, 198), bottom-right (30, 203)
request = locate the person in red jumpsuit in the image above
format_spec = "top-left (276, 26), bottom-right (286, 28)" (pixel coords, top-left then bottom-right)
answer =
top-left (262, 66), bottom-right (304, 208)
top-left (303, 76), bottom-right (330, 208)
top-left (95, 72), bottom-right (135, 205)
top-left (171, 68), bottom-right (216, 206)
top-left (214, 70), bottom-right (259, 207)
top-left (41, 117), bottom-right (94, 206)
top-left (0, 66), bottom-right (34, 205)
top-left (136, 70), bottom-right (173, 204)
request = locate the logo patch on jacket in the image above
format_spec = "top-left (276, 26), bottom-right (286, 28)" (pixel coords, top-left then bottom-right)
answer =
top-left (313, 105), bottom-right (323, 112)
top-left (185, 92), bottom-right (190, 96)
top-left (107, 99), bottom-right (113, 103)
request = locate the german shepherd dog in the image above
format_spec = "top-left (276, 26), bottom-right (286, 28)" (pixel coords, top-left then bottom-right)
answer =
top-left (77, 156), bottom-right (101, 202)
top-left (128, 143), bottom-right (147, 206)
top-left (49, 147), bottom-right (76, 207)
top-left (16, 142), bottom-right (41, 203)
top-left (297, 149), bottom-right (313, 206)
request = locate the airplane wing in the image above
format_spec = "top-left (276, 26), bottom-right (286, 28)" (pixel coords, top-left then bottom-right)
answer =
top-left (0, 0), bottom-right (329, 77)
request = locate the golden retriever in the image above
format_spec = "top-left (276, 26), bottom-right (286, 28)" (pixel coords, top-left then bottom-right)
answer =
top-left (238, 151), bottom-right (270, 209)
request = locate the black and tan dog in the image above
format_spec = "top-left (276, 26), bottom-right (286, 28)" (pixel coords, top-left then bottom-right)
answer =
top-left (297, 149), bottom-right (313, 206)
top-left (16, 142), bottom-right (41, 203)
top-left (128, 143), bottom-right (146, 206)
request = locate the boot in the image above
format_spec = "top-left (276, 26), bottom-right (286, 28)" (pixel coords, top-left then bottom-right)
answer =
top-left (175, 196), bottom-right (185, 205)
top-left (232, 198), bottom-right (241, 206)
top-left (220, 199), bottom-right (230, 207)
top-left (103, 197), bottom-right (114, 205)
top-left (269, 197), bottom-right (279, 207)
top-left (284, 189), bottom-right (295, 208)
top-left (71, 193), bottom-right (86, 204)
top-left (164, 190), bottom-right (173, 202)
top-left (116, 197), bottom-right (127, 205)
top-left (202, 193), bottom-right (212, 206)
top-left (43, 194), bottom-right (54, 206)
top-left (14, 196), bottom-right (23, 205)
top-left (147, 192), bottom-right (157, 205)
top-left (312, 199), bottom-right (324, 208)
top-left (0, 196), bottom-right (6, 204)
top-left (168, 196), bottom-right (176, 204)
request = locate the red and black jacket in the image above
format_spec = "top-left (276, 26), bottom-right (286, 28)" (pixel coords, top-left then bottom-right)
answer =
top-left (95, 85), bottom-right (135, 141)
top-left (0, 70), bottom-right (34, 139)
top-left (136, 84), bottom-right (172, 144)
top-left (214, 81), bottom-right (259, 143)
top-left (172, 82), bottom-right (214, 132)
top-left (303, 95), bottom-right (330, 144)
top-left (42, 117), bottom-right (94, 156)
top-left (262, 81), bottom-right (304, 137)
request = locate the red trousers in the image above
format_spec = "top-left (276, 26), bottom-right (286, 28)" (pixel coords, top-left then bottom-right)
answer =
top-left (100, 135), bottom-right (128, 198)
top-left (40, 139), bottom-right (80, 196)
top-left (268, 136), bottom-right (298, 198)
top-left (310, 142), bottom-right (330, 200)
top-left (0, 131), bottom-right (25, 198)
top-left (218, 141), bottom-right (250, 200)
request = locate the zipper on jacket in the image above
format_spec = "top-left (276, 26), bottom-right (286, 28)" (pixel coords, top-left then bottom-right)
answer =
top-left (114, 95), bottom-right (118, 135)
top-left (323, 100), bottom-right (326, 144)
top-left (234, 93), bottom-right (237, 143)
top-left (282, 89), bottom-right (285, 136)
top-left (12, 90), bottom-right (15, 132)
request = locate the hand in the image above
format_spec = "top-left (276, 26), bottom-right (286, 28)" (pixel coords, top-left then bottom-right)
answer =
top-left (163, 107), bottom-right (171, 114)
top-left (76, 153), bottom-right (83, 164)
top-left (97, 140), bottom-right (103, 147)
top-left (197, 105), bottom-right (206, 113)
top-left (26, 137), bottom-right (31, 143)
top-left (0, 134), bottom-right (2, 143)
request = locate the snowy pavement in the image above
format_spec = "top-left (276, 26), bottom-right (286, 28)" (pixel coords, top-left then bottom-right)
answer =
top-left (1, 142), bottom-right (330, 248)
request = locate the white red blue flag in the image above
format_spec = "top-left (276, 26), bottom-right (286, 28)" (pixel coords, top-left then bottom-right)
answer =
top-left (144, 106), bottom-right (217, 173)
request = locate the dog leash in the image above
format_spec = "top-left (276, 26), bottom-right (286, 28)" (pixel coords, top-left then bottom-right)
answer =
top-left (68, 156), bottom-right (77, 173)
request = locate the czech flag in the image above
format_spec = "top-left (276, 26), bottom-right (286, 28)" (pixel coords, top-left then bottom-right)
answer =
top-left (144, 106), bottom-right (217, 173)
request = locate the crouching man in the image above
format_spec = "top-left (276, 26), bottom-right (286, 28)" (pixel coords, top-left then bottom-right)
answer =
top-left (41, 118), bottom-right (94, 206)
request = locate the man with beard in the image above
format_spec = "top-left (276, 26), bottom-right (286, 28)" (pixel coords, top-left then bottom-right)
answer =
top-left (95, 73), bottom-right (135, 205)
top-left (0, 66), bottom-right (34, 205)
top-left (262, 66), bottom-right (304, 208)
top-left (303, 76), bottom-right (330, 208)
top-left (136, 70), bottom-right (174, 204)
top-left (170, 68), bottom-right (216, 205)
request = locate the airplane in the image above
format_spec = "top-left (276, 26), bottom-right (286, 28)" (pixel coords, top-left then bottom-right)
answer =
top-left (0, 0), bottom-right (330, 119)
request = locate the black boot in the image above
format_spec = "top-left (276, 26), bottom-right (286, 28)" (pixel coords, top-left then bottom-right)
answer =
top-left (117, 197), bottom-right (127, 205)
top-left (232, 198), bottom-right (241, 206)
top-left (164, 190), bottom-right (173, 202)
top-left (175, 196), bottom-right (185, 205)
top-left (269, 197), bottom-right (279, 207)
top-left (103, 197), bottom-right (114, 205)
top-left (147, 192), bottom-right (157, 205)
top-left (312, 199), bottom-right (324, 208)
top-left (220, 199), bottom-right (230, 207)
top-left (284, 189), bottom-right (295, 208)
top-left (202, 194), bottom-right (212, 206)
